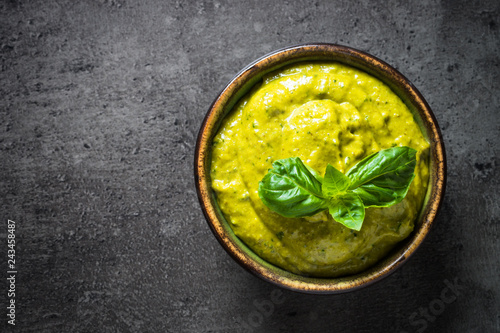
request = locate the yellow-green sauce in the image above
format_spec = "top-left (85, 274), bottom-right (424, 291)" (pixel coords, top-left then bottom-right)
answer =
top-left (211, 62), bottom-right (430, 277)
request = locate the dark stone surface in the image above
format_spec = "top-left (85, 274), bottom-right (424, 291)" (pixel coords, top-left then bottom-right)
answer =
top-left (1, 0), bottom-right (498, 332)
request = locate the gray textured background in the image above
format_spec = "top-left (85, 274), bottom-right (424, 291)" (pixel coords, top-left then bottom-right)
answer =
top-left (1, 0), bottom-right (499, 332)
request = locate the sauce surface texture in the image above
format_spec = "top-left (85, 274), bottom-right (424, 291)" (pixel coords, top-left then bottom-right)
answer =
top-left (211, 62), bottom-right (430, 277)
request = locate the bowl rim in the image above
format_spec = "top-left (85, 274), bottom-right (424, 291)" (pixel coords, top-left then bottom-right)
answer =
top-left (194, 43), bottom-right (446, 294)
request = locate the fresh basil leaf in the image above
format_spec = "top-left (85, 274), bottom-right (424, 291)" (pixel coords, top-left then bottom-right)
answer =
top-left (258, 157), bottom-right (328, 218)
top-left (322, 164), bottom-right (350, 197)
top-left (351, 184), bottom-right (406, 207)
top-left (328, 192), bottom-right (365, 231)
top-left (305, 163), bottom-right (324, 184)
top-left (346, 147), bottom-right (417, 207)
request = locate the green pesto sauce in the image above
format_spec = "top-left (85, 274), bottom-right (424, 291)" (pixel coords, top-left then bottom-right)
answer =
top-left (211, 62), bottom-right (430, 277)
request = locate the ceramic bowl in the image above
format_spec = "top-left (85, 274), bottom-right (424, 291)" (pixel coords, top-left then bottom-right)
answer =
top-left (194, 43), bottom-right (446, 294)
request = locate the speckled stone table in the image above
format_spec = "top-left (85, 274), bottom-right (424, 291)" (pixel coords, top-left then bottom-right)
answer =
top-left (1, 1), bottom-right (498, 332)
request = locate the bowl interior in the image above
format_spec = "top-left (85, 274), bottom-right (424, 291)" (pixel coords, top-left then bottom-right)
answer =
top-left (195, 44), bottom-right (446, 294)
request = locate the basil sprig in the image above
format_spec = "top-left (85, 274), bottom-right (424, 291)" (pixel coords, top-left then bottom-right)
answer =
top-left (258, 147), bottom-right (417, 231)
